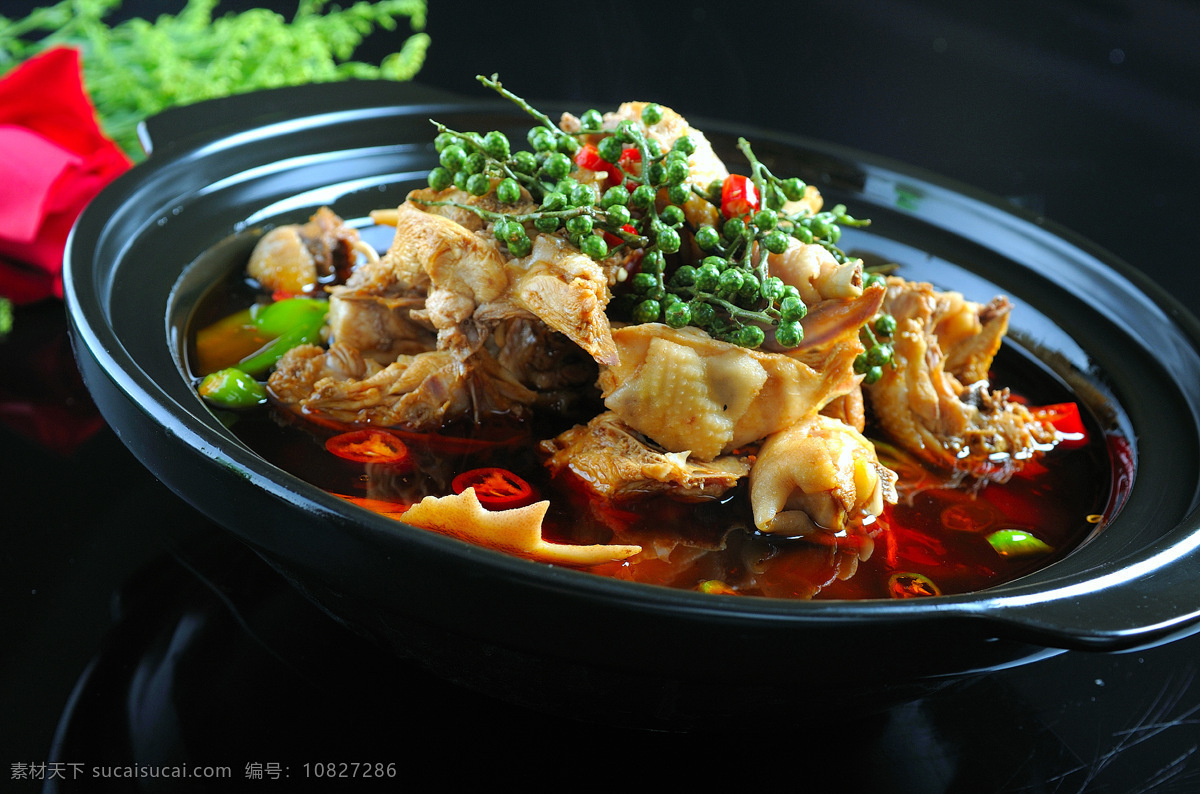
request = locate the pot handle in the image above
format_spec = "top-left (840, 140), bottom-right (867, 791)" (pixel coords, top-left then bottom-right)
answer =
top-left (136, 80), bottom-right (468, 157)
top-left (983, 521), bottom-right (1200, 652)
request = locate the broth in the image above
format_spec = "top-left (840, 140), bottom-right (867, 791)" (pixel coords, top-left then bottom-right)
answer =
top-left (195, 266), bottom-right (1118, 600)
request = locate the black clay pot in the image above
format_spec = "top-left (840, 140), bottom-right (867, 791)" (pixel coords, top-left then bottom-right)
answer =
top-left (63, 81), bottom-right (1200, 730)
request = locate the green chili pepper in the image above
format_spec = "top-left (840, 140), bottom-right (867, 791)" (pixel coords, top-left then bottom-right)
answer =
top-left (237, 297), bottom-right (328, 375)
top-left (198, 367), bottom-right (267, 410)
top-left (986, 529), bottom-right (1054, 557)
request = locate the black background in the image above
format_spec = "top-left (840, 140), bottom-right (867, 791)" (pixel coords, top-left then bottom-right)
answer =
top-left (3, 1), bottom-right (1200, 791)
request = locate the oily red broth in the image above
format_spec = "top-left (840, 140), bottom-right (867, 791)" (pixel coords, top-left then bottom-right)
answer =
top-left (194, 268), bottom-right (1118, 600)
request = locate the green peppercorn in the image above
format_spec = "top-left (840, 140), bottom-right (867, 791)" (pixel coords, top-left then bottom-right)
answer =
top-left (641, 249), bottom-right (665, 274)
top-left (853, 352), bottom-right (870, 374)
top-left (761, 276), bottom-right (786, 302)
top-left (646, 139), bottom-right (663, 158)
top-left (633, 298), bottom-right (662, 323)
top-left (734, 324), bottom-right (766, 348)
top-left (641, 103), bottom-right (664, 125)
top-left (867, 343), bottom-right (894, 367)
top-left (528, 126), bottom-right (555, 152)
top-left (568, 183), bottom-right (594, 207)
top-left (717, 268), bottom-right (744, 297)
top-left (863, 365), bottom-right (883, 385)
top-left (580, 234), bottom-right (608, 260)
top-left (667, 183), bottom-right (692, 206)
top-left (565, 215), bottom-right (594, 236)
top-left (542, 152), bottom-right (572, 180)
top-left (615, 119), bottom-right (639, 143)
top-left (542, 191), bottom-right (567, 211)
top-left (664, 158), bottom-right (689, 186)
top-left (601, 186), bottom-right (629, 208)
top-left (434, 132), bottom-right (456, 152)
top-left (512, 150), bottom-right (538, 174)
top-left (809, 215), bottom-right (834, 239)
top-left (466, 173), bottom-right (490, 196)
top-left (780, 177), bottom-right (807, 201)
top-left (646, 161), bottom-right (666, 186)
top-left (689, 300), bottom-right (716, 328)
top-left (482, 130), bottom-right (510, 160)
top-left (495, 178), bottom-right (521, 204)
top-left (597, 136), bottom-right (624, 163)
top-left (664, 301), bottom-right (692, 328)
top-left (792, 223), bottom-right (814, 244)
top-left (659, 205), bottom-right (685, 227)
top-left (754, 209), bottom-right (778, 230)
top-left (672, 135), bottom-right (696, 156)
top-left (656, 226), bottom-right (681, 254)
top-left (695, 225), bottom-right (720, 250)
top-left (722, 217), bottom-right (746, 241)
top-left (463, 151), bottom-right (486, 175)
top-left (774, 320), bottom-right (804, 348)
top-left (671, 264), bottom-right (698, 287)
top-left (557, 135), bottom-right (580, 155)
top-left (629, 184), bottom-right (656, 209)
top-left (630, 271), bottom-right (658, 294)
top-left (508, 236), bottom-right (533, 258)
top-left (439, 144), bottom-right (466, 171)
top-left (762, 229), bottom-right (790, 254)
top-left (779, 294), bottom-right (808, 322)
top-left (863, 272), bottom-right (887, 290)
top-left (581, 109), bottom-right (604, 131)
top-left (606, 204), bottom-right (632, 227)
top-left (737, 273), bottom-right (761, 304)
top-left (695, 262), bottom-right (720, 291)
top-left (452, 168), bottom-right (469, 191)
top-left (702, 255), bottom-right (730, 271)
top-left (534, 216), bottom-right (560, 234)
top-left (428, 166), bottom-right (452, 191)
top-left (874, 313), bottom-right (897, 336)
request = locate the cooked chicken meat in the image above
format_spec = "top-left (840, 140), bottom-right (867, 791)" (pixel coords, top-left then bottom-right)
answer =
top-left (863, 277), bottom-right (1056, 478)
top-left (750, 413), bottom-right (898, 536)
top-left (247, 207), bottom-right (369, 295)
top-left (541, 411), bottom-right (751, 500)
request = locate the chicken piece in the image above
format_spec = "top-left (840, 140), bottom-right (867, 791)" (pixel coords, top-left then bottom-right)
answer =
top-left (246, 207), bottom-right (368, 295)
top-left (401, 488), bottom-right (641, 566)
top-left (766, 238), bottom-right (864, 308)
top-left (326, 292), bottom-right (435, 362)
top-left (476, 233), bottom-right (618, 366)
top-left (863, 277), bottom-right (1056, 478)
top-left (268, 342), bottom-right (535, 429)
top-left (598, 323), bottom-right (861, 462)
top-left (541, 411), bottom-right (751, 501)
top-left (749, 413), bottom-right (898, 536)
top-left (357, 203), bottom-right (618, 365)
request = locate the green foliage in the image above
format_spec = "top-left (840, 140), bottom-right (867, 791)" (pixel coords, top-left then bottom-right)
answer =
top-left (0, 0), bottom-right (430, 159)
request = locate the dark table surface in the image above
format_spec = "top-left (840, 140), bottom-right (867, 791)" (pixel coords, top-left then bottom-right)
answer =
top-left (3, 1), bottom-right (1199, 790)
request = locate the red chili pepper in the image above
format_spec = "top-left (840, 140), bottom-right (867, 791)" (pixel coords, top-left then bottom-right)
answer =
top-left (1031, 402), bottom-right (1088, 449)
top-left (602, 223), bottom-right (638, 249)
top-left (616, 147), bottom-right (642, 182)
top-left (574, 143), bottom-right (609, 173)
top-left (721, 174), bottom-right (759, 218)
top-left (452, 467), bottom-right (536, 510)
top-left (325, 429), bottom-right (412, 467)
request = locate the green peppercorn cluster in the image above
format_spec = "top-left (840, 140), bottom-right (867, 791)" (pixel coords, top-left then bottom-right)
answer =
top-left (855, 272), bottom-right (898, 384)
top-left (415, 74), bottom-right (875, 351)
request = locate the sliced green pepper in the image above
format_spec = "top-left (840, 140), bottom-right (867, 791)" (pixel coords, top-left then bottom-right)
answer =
top-left (237, 297), bottom-right (328, 375)
top-left (986, 529), bottom-right (1054, 558)
top-left (198, 367), bottom-right (268, 409)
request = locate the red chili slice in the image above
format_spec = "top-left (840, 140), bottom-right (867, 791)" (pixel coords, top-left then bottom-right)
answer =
top-left (721, 174), bottom-right (759, 218)
top-left (1031, 401), bottom-right (1088, 449)
top-left (451, 467), bottom-right (535, 510)
top-left (325, 429), bottom-right (411, 467)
